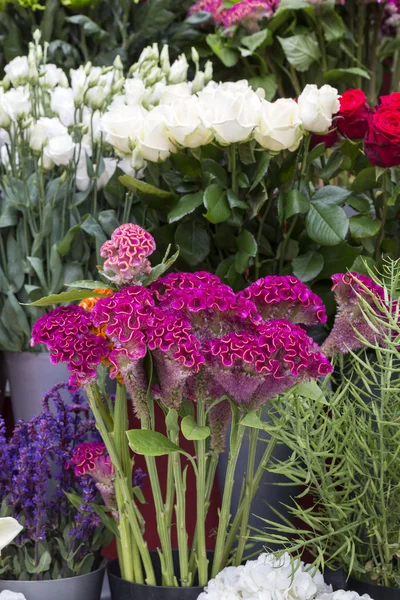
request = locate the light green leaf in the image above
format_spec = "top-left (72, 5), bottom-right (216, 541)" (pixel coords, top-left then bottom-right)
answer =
top-left (285, 190), bottom-right (310, 219)
top-left (204, 184), bottom-right (231, 224)
top-left (181, 415), bottom-right (210, 441)
top-left (324, 67), bottom-right (370, 82)
top-left (312, 186), bottom-right (351, 205)
top-left (24, 289), bottom-right (107, 307)
top-left (249, 75), bottom-right (277, 101)
top-left (241, 30), bottom-right (269, 53)
top-left (296, 380), bottom-right (324, 400)
top-left (206, 33), bottom-right (239, 67)
top-left (65, 280), bottom-right (106, 289)
top-left (321, 10), bottom-right (345, 42)
top-left (278, 34), bottom-right (320, 72)
top-left (126, 430), bottom-right (181, 456)
top-left (239, 412), bottom-right (267, 430)
top-left (166, 409), bottom-right (180, 433)
top-left (58, 225), bottom-right (81, 257)
top-left (119, 175), bottom-right (172, 199)
top-left (349, 215), bottom-right (381, 239)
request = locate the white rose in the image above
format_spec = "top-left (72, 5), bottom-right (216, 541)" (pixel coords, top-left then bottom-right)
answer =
top-left (136, 108), bottom-right (177, 162)
top-left (0, 592), bottom-right (26, 600)
top-left (255, 98), bottom-right (303, 152)
top-left (198, 80), bottom-right (261, 144)
top-left (44, 133), bottom-right (75, 166)
top-left (125, 79), bottom-right (146, 106)
top-left (168, 54), bottom-right (189, 84)
top-left (4, 56), bottom-right (29, 86)
top-left (50, 87), bottom-right (75, 127)
top-left (298, 84), bottom-right (340, 133)
top-left (101, 104), bottom-right (144, 154)
top-left (98, 157), bottom-right (117, 189)
top-left (0, 87), bottom-right (31, 122)
top-left (159, 82), bottom-right (192, 105)
top-left (0, 517), bottom-right (23, 552)
top-left (163, 97), bottom-right (213, 148)
top-left (0, 90), bottom-right (11, 129)
top-left (39, 64), bottom-right (68, 89)
top-left (70, 66), bottom-right (87, 104)
top-left (29, 117), bottom-right (68, 152)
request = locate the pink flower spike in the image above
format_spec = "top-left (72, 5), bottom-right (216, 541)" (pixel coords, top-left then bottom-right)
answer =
top-left (100, 223), bottom-right (156, 286)
top-left (237, 275), bottom-right (327, 326)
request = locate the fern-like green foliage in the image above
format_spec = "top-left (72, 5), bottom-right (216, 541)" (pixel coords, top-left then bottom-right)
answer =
top-left (254, 258), bottom-right (400, 588)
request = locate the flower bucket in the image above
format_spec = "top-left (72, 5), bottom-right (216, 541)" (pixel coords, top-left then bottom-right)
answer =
top-left (108, 552), bottom-right (213, 600)
top-left (348, 577), bottom-right (400, 599)
top-left (0, 563), bottom-right (106, 600)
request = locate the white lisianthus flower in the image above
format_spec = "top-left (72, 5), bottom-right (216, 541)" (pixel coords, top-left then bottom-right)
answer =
top-left (101, 104), bottom-right (144, 154)
top-left (0, 128), bottom-right (10, 148)
top-left (163, 97), bottom-right (213, 148)
top-left (0, 592), bottom-right (26, 600)
top-left (39, 64), bottom-right (68, 89)
top-left (0, 517), bottom-right (23, 553)
top-left (82, 108), bottom-right (102, 143)
top-left (255, 98), bottom-right (303, 152)
top-left (125, 79), bottom-right (146, 106)
top-left (98, 157), bottom-right (117, 189)
top-left (0, 87), bottom-right (31, 122)
top-left (159, 82), bottom-right (192, 106)
top-left (4, 56), bottom-right (29, 86)
top-left (197, 80), bottom-right (261, 144)
top-left (44, 133), bottom-right (75, 166)
top-left (136, 107), bottom-right (177, 162)
top-left (298, 84), bottom-right (340, 133)
top-left (0, 90), bottom-right (11, 130)
top-left (70, 66), bottom-right (87, 105)
top-left (317, 592), bottom-right (372, 600)
top-left (50, 87), bottom-right (75, 127)
top-left (168, 54), bottom-right (189, 84)
top-left (29, 117), bottom-right (68, 152)
top-left (145, 80), bottom-right (167, 107)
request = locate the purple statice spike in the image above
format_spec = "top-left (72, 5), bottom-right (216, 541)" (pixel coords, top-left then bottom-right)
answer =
top-left (31, 306), bottom-right (110, 389)
top-left (100, 223), bottom-right (156, 286)
top-left (133, 467), bottom-right (147, 489)
top-left (237, 275), bottom-right (327, 326)
top-left (322, 272), bottom-right (398, 356)
top-left (204, 319), bottom-right (332, 411)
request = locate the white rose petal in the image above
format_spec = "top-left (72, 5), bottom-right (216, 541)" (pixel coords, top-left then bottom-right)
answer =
top-left (0, 87), bottom-right (31, 122)
top-left (101, 104), bottom-right (144, 154)
top-left (44, 133), bottom-right (75, 166)
top-left (136, 109), bottom-right (177, 162)
top-left (163, 97), bottom-right (213, 148)
top-left (4, 56), bottom-right (29, 86)
top-left (0, 517), bottom-right (23, 553)
top-left (50, 87), bottom-right (75, 127)
top-left (255, 98), bottom-right (303, 152)
top-left (159, 82), bottom-right (192, 106)
top-left (298, 84), bottom-right (340, 134)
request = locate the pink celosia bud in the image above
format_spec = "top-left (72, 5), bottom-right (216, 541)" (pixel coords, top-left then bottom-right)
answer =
top-left (31, 306), bottom-right (110, 389)
top-left (100, 223), bottom-right (156, 286)
top-left (322, 272), bottom-right (396, 356)
top-left (237, 275), bottom-right (327, 326)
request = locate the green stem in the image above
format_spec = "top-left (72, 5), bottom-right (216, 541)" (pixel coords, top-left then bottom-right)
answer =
top-left (255, 194), bottom-right (274, 280)
top-left (375, 171), bottom-right (389, 263)
top-left (222, 436), bottom-right (277, 566)
top-left (229, 145), bottom-right (238, 197)
top-left (86, 383), bottom-right (155, 585)
top-left (316, 7), bottom-right (327, 73)
top-left (165, 455), bottom-right (175, 531)
top-left (234, 426), bottom-right (259, 566)
top-left (392, 28), bottom-right (400, 93)
top-left (196, 396), bottom-right (209, 586)
top-left (356, 3), bottom-right (366, 90)
top-left (211, 411), bottom-right (246, 578)
top-left (169, 427), bottom-right (189, 586)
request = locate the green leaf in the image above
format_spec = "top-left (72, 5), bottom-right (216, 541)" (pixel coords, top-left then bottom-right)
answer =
top-left (349, 215), bottom-right (381, 239)
top-left (312, 185), bottom-right (352, 205)
top-left (27, 257), bottom-right (48, 292)
top-left (351, 167), bottom-right (380, 193)
top-left (126, 430), bottom-right (181, 456)
top-left (181, 415), bottom-right (210, 441)
top-left (166, 409), bottom-right (180, 433)
top-left (175, 221), bottom-right (211, 266)
top-left (306, 202), bottom-right (349, 246)
top-left (239, 412), bottom-right (266, 430)
top-left (324, 67), bottom-right (370, 82)
top-left (6, 232), bottom-right (24, 293)
top-left (321, 10), bottom-right (345, 42)
top-left (319, 243), bottom-right (362, 279)
top-left (24, 289), bottom-right (107, 307)
top-left (292, 251), bottom-right (324, 282)
top-left (296, 380), bottom-right (324, 400)
top-left (203, 184), bottom-right (231, 224)
top-left (119, 175), bottom-right (172, 198)
top-left (202, 159), bottom-right (228, 188)
top-left (350, 255), bottom-right (376, 275)
top-left (278, 34), bottom-right (320, 72)
top-left (249, 75), bottom-right (278, 101)
top-left (25, 550), bottom-right (51, 574)
top-left (227, 190), bottom-right (248, 210)
top-left (250, 152), bottom-right (271, 191)
top-left (241, 30), bottom-right (269, 53)
top-left (65, 280), bottom-right (106, 289)
top-left (66, 15), bottom-right (109, 40)
top-left (306, 142), bottom-right (327, 166)
top-left (168, 191), bottom-right (204, 223)
top-left (50, 244), bottom-right (63, 293)
top-left (285, 190), bottom-right (310, 219)
top-left (237, 230), bottom-right (257, 257)
top-left (276, 0), bottom-right (312, 9)
top-left (142, 247), bottom-right (179, 285)
top-left (170, 154), bottom-right (202, 178)
top-left (206, 33), bottom-right (239, 67)
top-left (58, 225), bottom-right (81, 257)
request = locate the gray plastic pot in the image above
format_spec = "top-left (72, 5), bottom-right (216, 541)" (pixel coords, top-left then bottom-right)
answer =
top-left (0, 563), bottom-right (106, 600)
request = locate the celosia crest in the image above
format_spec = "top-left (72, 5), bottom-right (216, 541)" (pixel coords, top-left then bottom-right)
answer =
top-left (100, 223), bottom-right (156, 285)
top-left (71, 442), bottom-right (114, 482)
top-left (237, 275), bottom-right (327, 326)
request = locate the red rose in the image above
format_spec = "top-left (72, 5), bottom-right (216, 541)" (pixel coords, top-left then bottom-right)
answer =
top-left (364, 107), bottom-right (400, 168)
top-left (380, 92), bottom-right (400, 110)
top-left (337, 89), bottom-right (370, 139)
top-left (309, 127), bottom-right (338, 151)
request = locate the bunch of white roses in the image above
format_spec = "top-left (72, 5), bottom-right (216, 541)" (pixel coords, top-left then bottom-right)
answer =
top-left (198, 554), bottom-right (373, 600)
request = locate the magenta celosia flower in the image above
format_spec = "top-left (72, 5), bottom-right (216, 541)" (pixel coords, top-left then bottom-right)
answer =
top-left (221, 0), bottom-right (278, 31)
top-left (322, 272), bottom-right (396, 356)
top-left (100, 223), bottom-right (156, 286)
top-left (237, 276), bottom-right (327, 326)
top-left (188, 0), bottom-right (224, 23)
top-left (30, 306), bottom-right (110, 388)
top-left (147, 308), bottom-right (205, 409)
top-left (204, 319), bottom-right (332, 410)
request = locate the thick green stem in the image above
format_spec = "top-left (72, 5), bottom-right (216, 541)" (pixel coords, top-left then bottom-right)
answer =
top-left (222, 436), bottom-right (277, 566)
top-left (234, 426), bottom-right (259, 566)
top-left (196, 397), bottom-right (209, 586)
top-left (170, 428), bottom-right (189, 586)
top-left (211, 413), bottom-right (246, 578)
top-left (86, 383), bottom-right (155, 585)
top-left (165, 455), bottom-right (175, 531)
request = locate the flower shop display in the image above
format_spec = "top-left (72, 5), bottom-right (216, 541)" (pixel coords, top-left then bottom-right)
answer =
top-left (28, 221), bottom-right (333, 597)
top-left (198, 553), bottom-right (373, 600)
top-left (0, 382), bottom-right (112, 600)
top-left (252, 258), bottom-right (400, 599)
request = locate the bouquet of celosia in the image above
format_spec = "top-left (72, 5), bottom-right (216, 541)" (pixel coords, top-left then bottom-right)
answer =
top-left (30, 222), bottom-right (333, 587)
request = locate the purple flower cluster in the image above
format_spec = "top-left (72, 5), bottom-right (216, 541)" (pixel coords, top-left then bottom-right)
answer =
top-left (0, 383), bottom-right (102, 562)
top-left (188, 0), bottom-right (278, 31)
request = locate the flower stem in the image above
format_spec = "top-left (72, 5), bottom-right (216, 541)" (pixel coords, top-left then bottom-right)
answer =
top-left (234, 425), bottom-right (259, 566)
top-left (196, 396), bottom-right (209, 586)
top-left (86, 383), bottom-right (155, 585)
top-left (211, 409), bottom-right (246, 578)
top-left (169, 427), bottom-right (189, 586)
top-left (229, 145), bottom-right (238, 197)
top-left (356, 3), bottom-right (367, 90)
top-left (375, 171), bottom-right (389, 263)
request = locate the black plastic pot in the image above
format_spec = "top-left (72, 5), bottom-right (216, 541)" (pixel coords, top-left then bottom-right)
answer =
top-left (348, 576), bottom-right (400, 599)
top-left (108, 552), bottom-right (213, 600)
top-left (323, 567), bottom-right (347, 592)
